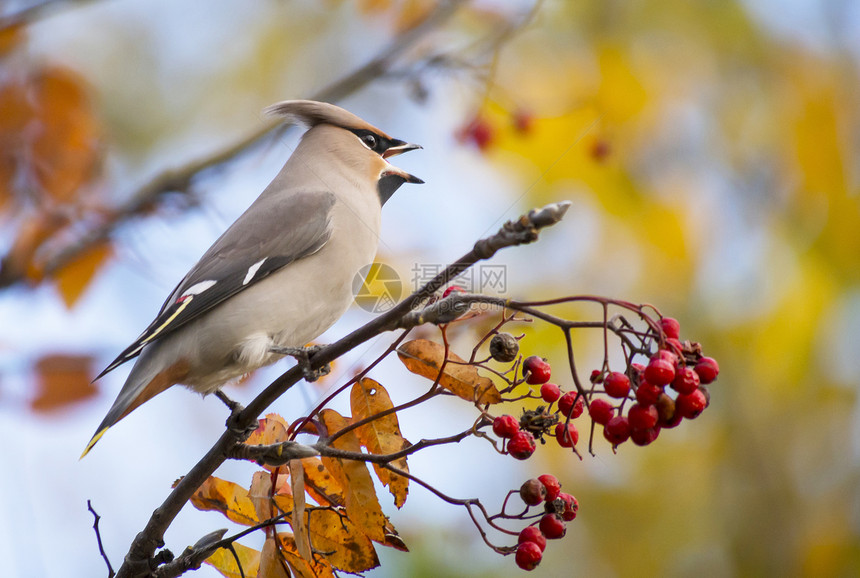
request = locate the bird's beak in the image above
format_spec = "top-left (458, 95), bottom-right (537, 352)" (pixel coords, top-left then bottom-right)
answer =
top-left (383, 141), bottom-right (422, 159)
top-left (382, 140), bottom-right (423, 184)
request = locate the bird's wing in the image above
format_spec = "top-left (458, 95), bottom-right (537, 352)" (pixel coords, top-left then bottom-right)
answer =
top-left (96, 190), bottom-right (336, 379)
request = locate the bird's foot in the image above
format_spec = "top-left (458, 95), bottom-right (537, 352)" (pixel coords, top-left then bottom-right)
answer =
top-left (215, 390), bottom-right (257, 440)
top-left (270, 344), bottom-right (331, 382)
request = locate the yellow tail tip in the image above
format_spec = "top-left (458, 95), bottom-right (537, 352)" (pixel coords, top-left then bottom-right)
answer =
top-left (80, 427), bottom-right (110, 459)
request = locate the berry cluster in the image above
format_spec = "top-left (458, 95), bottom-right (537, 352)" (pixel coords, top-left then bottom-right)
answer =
top-left (514, 474), bottom-right (578, 571)
top-left (485, 317), bottom-right (718, 571)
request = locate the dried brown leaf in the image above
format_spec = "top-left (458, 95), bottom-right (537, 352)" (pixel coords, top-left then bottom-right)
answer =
top-left (397, 339), bottom-right (502, 404)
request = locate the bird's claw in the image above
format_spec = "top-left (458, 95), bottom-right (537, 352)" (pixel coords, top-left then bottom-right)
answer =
top-left (270, 344), bottom-right (331, 382)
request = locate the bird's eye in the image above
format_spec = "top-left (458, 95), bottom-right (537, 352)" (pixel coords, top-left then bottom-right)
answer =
top-left (362, 134), bottom-right (378, 149)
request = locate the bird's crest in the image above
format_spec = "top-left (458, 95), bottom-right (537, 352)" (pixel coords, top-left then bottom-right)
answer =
top-left (264, 100), bottom-right (393, 140)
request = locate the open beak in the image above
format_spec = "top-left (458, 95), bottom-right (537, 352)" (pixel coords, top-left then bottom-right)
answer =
top-left (382, 140), bottom-right (423, 183)
top-left (383, 141), bottom-right (422, 159)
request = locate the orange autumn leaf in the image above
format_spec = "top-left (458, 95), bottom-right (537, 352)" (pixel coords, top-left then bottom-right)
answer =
top-left (30, 66), bottom-right (101, 202)
top-left (243, 413), bottom-right (291, 472)
top-left (319, 409), bottom-right (386, 542)
top-left (350, 378), bottom-right (410, 508)
top-left (0, 22), bottom-right (25, 58)
top-left (301, 457), bottom-right (345, 507)
top-left (397, 339), bottom-right (502, 404)
top-left (31, 354), bottom-right (97, 413)
top-left (278, 507), bottom-right (380, 573)
top-left (54, 241), bottom-right (112, 308)
top-left (258, 534), bottom-right (291, 578)
top-left (204, 542), bottom-right (261, 578)
top-left (248, 471), bottom-right (275, 524)
top-left (189, 476), bottom-right (259, 526)
top-left (278, 533), bottom-right (336, 578)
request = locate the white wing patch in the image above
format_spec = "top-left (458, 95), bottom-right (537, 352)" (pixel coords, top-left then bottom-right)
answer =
top-left (184, 280), bottom-right (217, 296)
top-left (243, 258), bottom-right (267, 285)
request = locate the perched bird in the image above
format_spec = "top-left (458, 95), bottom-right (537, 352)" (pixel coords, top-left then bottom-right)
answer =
top-left (82, 100), bottom-right (422, 457)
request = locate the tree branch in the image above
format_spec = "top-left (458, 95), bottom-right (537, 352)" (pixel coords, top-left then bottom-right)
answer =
top-left (113, 200), bottom-right (570, 577)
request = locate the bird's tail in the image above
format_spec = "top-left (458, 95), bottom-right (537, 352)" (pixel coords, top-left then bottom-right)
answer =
top-left (80, 359), bottom-right (190, 458)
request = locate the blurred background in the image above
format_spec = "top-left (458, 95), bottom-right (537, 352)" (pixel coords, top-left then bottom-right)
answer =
top-left (1, 0), bottom-right (859, 576)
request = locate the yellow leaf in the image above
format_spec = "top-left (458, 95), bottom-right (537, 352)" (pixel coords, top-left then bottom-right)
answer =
top-left (54, 241), bottom-right (112, 308)
top-left (279, 507), bottom-right (380, 573)
top-left (205, 542), bottom-right (261, 578)
top-left (397, 339), bottom-right (502, 404)
top-left (189, 476), bottom-right (259, 526)
top-left (278, 533), bottom-right (336, 578)
top-left (319, 409), bottom-right (386, 542)
top-left (350, 378), bottom-right (410, 508)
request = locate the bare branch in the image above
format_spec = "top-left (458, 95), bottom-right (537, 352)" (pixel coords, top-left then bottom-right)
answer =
top-left (88, 499), bottom-right (115, 578)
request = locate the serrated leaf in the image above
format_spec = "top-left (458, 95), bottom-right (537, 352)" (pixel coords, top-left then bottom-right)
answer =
top-left (205, 542), bottom-right (261, 578)
top-left (397, 339), bottom-right (502, 404)
top-left (319, 409), bottom-right (386, 542)
top-left (350, 378), bottom-right (410, 508)
top-left (190, 476), bottom-right (259, 526)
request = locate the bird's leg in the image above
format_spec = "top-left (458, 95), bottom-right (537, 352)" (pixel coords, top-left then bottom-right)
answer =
top-left (270, 344), bottom-right (331, 382)
top-left (215, 390), bottom-right (257, 440)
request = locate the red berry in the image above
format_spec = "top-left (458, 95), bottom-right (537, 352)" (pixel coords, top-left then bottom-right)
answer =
top-left (459, 117), bottom-right (494, 150)
top-left (518, 526), bottom-right (547, 552)
top-left (523, 356), bottom-right (551, 385)
top-left (508, 430), bottom-right (537, 459)
top-left (695, 357), bottom-right (720, 384)
top-left (555, 422), bottom-right (579, 448)
top-left (558, 492), bottom-right (579, 521)
top-left (442, 285), bottom-right (465, 298)
top-left (630, 426), bottom-right (660, 446)
top-left (537, 474), bottom-right (561, 501)
top-left (558, 391), bottom-right (584, 418)
top-left (515, 541), bottom-right (543, 570)
top-left (604, 371), bottom-right (630, 398)
top-left (655, 348), bottom-right (679, 366)
top-left (671, 366), bottom-right (700, 395)
top-left (519, 478), bottom-right (548, 506)
top-left (635, 380), bottom-right (663, 405)
top-left (493, 415), bottom-right (520, 439)
top-left (627, 403), bottom-right (658, 431)
top-left (645, 357), bottom-right (675, 386)
top-left (539, 513), bottom-right (566, 539)
top-left (675, 389), bottom-right (708, 419)
top-left (664, 338), bottom-right (684, 357)
top-left (660, 317), bottom-right (681, 339)
top-left (588, 398), bottom-right (615, 425)
top-left (603, 415), bottom-right (631, 445)
top-left (540, 382), bottom-right (561, 403)
top-left (590, 369), bottom-right (602, 383)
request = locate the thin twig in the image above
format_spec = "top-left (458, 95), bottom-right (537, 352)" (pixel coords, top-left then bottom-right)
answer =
top-left (87, 499), bottom-right (115, 578)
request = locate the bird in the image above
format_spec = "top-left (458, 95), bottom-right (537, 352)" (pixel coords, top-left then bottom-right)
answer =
top-left (81, 100), bottom-right (423, 457)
